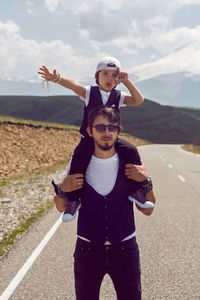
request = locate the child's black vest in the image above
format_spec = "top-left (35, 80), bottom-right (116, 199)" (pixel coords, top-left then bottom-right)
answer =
top-left (79, 86), bottom-right (121, 137)
top-left (77, 158), bottom-right (136, 246)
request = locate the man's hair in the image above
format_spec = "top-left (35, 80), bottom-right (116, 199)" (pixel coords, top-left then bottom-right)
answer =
top-left (88, 106), bottom-right (121, 132)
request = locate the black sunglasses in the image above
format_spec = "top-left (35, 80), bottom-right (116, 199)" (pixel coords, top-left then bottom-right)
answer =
top-left (93, 124), bottom-right (120, 133)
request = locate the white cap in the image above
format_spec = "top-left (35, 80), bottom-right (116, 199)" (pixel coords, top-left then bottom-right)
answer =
top-left (96, 56), bottom-right (121, 72)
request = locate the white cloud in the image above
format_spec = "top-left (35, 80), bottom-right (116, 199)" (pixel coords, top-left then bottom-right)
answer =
top-left (2, 1), bottom-right (200, 86)
top-left (121, 48), bottom-right (138, 56)
top-left (74, 1), bottom-right (200, 53)
top-left (26, 1), bottom-right (38, 15)
top-left (45, 0), bottom-right (123, 13)
top-left (152, 25), bottom-right (200, 54)
top-left (44, 0), bottom-right (200, 14)
top-left (42, 0), bottom-right (200, 57)
top-left (0, 20), bottom-right (103, 83)
top-left (0, 20), bottom-right (19, 36)
top-left (129, 43), bottom-right (200, 81)
top-left (78, 10), bottom-right (130, 44)
top-left (44, 0), bottom-right (59, 12)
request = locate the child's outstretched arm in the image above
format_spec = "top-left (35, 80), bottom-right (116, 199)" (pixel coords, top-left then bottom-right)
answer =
top-left (38, 65), bottom-right (86, 98)
top-left (118, 72), bottom-right (144, 106)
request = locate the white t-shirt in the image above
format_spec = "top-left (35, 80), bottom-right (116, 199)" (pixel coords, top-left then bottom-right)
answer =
top-left (85, 153), bottom-right (119, 196)
top-left (64, 153), bottom-right (119, 196)
top-left (79, 86), bottom-right (127, 107)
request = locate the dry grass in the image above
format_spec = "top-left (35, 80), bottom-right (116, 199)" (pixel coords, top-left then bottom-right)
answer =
top-left (0, 122), bottom-right (149, 182)
top-left (181, 144), bottom-right (200, 155)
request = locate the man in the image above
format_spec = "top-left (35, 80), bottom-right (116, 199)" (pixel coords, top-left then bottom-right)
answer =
top-left (53, 107), bottom-right (156, 300)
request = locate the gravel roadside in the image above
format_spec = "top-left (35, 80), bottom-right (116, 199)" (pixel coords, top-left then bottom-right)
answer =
top-left (0, 168), bottom-right (64, 256)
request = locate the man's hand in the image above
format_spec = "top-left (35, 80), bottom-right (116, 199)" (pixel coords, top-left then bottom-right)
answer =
top-left (38, 65), bottom-right (58, 82)
top-left (59, 173), bottom-right (84, 192)
top-left (125, 163), bottom-right (149, 182)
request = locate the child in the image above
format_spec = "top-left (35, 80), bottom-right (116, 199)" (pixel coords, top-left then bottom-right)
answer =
top-left (38, 56), bottom-right (154, 222)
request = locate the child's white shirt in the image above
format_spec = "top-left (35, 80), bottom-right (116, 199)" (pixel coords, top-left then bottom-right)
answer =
top-left (79, 86), bottom-right (126, 107)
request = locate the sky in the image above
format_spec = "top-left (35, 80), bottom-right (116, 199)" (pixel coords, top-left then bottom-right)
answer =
top-left (1, 0), bottom-right (200, 105)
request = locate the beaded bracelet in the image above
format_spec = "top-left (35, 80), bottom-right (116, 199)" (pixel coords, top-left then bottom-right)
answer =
top-left (54, 73), bottom-right (62, 83)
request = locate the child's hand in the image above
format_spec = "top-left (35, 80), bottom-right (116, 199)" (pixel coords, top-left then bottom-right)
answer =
top-left (118, 72), bottom-right (129, 84)
top-left (38, 65), bottom-right (58, 82)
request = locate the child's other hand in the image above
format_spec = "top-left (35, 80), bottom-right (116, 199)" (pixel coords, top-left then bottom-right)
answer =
top-left (118, 72), bottom-right (128, 84)
top-left (38, 66), bottom-right (58, 82)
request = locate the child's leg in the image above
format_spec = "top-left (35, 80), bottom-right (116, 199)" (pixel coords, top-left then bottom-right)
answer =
top-left (69, 136), bottom-right (94, 174)
top-left (115, 138), bottom-right (142, 188)
top-left (62, 136), bottom-right (94, 222)
top-left (115, 139), bottom-right (154, 208)
top-left (68, 136), bottom-right (94, 200)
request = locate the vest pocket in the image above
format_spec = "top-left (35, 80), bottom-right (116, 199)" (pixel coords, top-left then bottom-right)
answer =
top-left (73, 239), bottom-right (92, 257)
top-left (121, 238), bottom-right (139, 257)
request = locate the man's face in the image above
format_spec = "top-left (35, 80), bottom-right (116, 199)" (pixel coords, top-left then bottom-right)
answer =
top-left (89, 115), bottom-right (119, 151)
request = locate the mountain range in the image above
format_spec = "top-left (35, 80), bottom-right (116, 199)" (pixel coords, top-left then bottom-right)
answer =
top-left (135, 72), bottom-right (200, 108)
top-left (0, 72), bottom-right (200, 108)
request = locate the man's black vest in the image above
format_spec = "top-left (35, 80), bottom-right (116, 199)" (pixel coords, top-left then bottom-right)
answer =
top-left (77, 158), bottom-right (136, 246)
top-left (79, 86), bottom-right (121, 137)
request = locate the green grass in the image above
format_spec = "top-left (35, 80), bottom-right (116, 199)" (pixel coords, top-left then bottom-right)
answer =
top-left (0, 200), bottom-right (54, 257)
top-left (0, 115), bottom-right (79, 131)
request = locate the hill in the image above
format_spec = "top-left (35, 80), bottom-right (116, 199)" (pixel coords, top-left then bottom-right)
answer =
top-left (0, 121), bottom-right (148, 181)
top-left (0, 95), bottom-right (200, 144)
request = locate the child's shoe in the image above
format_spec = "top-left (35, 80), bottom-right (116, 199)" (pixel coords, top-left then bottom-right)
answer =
top-left (62, 200), bottom-right (81, 222)
top-left (129, 177), bottom-right (154, 208)
top-left (129, 188), bottom-right (154, 208)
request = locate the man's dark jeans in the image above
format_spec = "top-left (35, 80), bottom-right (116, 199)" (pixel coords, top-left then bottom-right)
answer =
top-left (73, 237), bottom-right (142, 300)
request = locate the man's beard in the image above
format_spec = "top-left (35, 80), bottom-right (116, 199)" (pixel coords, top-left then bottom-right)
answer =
top-left (96, 142), bottom-right (114, 151)
top-left (94, 137), bottom-right (116, 151)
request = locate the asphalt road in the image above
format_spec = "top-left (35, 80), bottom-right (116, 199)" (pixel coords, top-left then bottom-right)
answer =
top-left (0, 144), bottom-right (200, 300)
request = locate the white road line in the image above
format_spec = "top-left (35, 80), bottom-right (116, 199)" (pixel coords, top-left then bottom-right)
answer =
top-left (168, 164), bottom-right (173, 168)
top-left (162, 158), bottom-right (166, 162)
top-left (0, 215), bottom-right (62, 300)
top-left (177, 174), bottom-right (186, 182)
